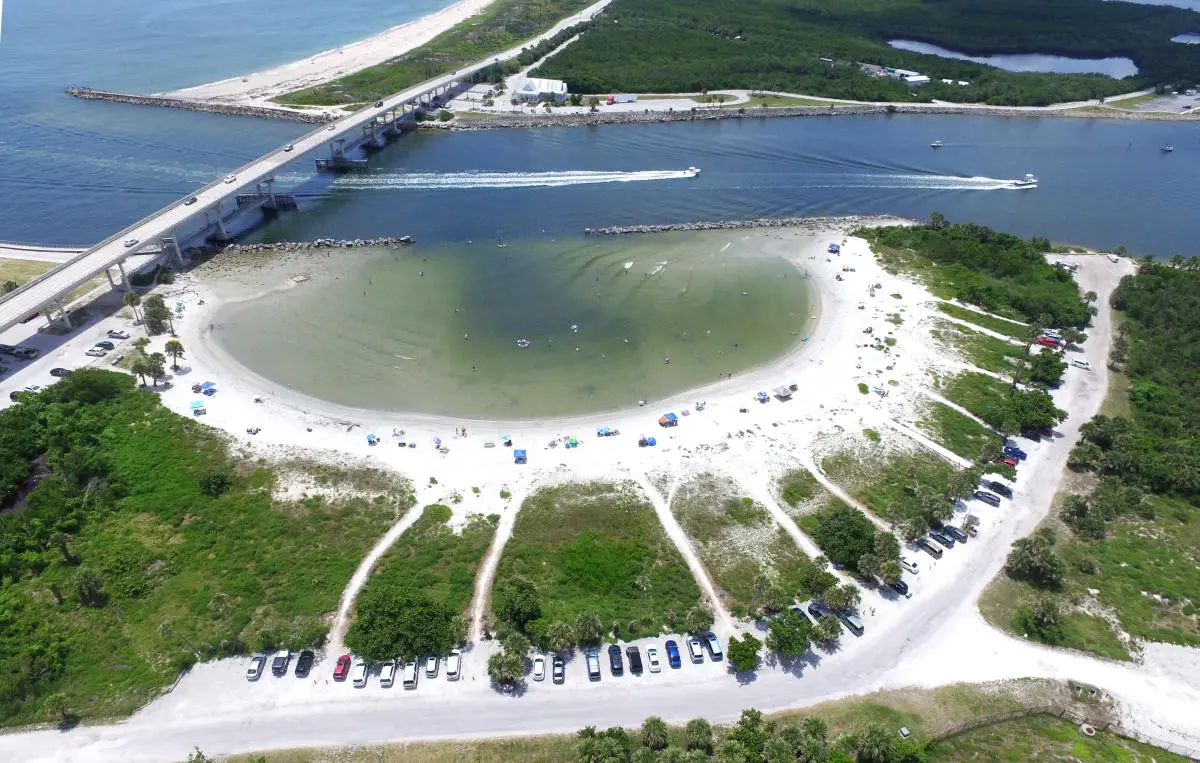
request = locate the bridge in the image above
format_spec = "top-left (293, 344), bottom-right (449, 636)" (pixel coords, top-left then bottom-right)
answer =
top-left (0, 0), bottom-right (608, 334)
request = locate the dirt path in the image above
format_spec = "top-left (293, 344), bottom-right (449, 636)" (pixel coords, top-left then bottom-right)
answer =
top-left (936, 314), bottom-right (1027, 344)
top-left (942, 299), bottom-right (1029, 327)
top-left (632, 471), bottom-right (735, 633)
top-left (467, 486), bottom-right (529, 642)
top-left (881, 417), bottom-right (973, 468)
top-left (797, 451), bottom-right (891, 532)
top-left (740, 477), bottom-right (857, 588)
top-left (911, 384), bottom-right (996, 430)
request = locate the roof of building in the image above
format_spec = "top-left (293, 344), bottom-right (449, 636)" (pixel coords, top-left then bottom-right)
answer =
top-left (516, 77), bottom-right (568, 95)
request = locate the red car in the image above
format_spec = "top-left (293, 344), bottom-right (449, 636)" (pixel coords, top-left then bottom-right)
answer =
top-left (994, 457), bottom-right (1017, 467)
top-left (1035, 336), bottom-right (1059, 349)
top-left (333, 654), bottom-right (352, 681)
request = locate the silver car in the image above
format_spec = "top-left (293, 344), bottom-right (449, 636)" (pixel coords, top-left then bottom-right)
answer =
top-left (245, 653), bottom-right (266, 681)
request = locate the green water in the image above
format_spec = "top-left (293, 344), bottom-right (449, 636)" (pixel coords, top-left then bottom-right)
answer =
top-left (214, 230), bottom-right (813, 419)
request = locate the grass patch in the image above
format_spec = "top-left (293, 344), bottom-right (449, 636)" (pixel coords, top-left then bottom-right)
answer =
top-left (938, 371), bottom-right (1022, 429)
top-left (1105, 92), bottom-right (1163, 109)
top-left (917, 400), bottom-right (1002, 461)
top-left (858, 382), bottom-right (869, 394)
top-left (0, 372), bottom-right (410, 726)
top-left (778, 468), bottom-right (820, 508)
top-left (822, 446), bottom-right (955, 525)
top-left (928, 711), bottom-right (1188, 762)
top-left (492, 482), bottom-right (700, 636)
top-left (929, 317), bottom-right (1029, 374)
top-left (863, 428), bottom-right (881, 443)
top-left (742, 94), bottom-right (839, 107)
top-left (0, 257), bottom-right (105, 307)
top-left (357, 505), bottom-right (497, 615)
top-left (886, 312), bottom-right (903, 325)
top-left (276, 0), bottom-right (595, 106)
top-left (935, 302), bottom-right (1028, 340)
top-left (671, 473), bottom-right (819, 616)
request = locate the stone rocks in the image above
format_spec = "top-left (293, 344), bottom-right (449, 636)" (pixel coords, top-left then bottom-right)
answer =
top-left (220, 236), bottom-right (414, 254)
top-left (585, 215), bottom-right (917, 236)
top-left (65, 88), bottom-right (331, 124)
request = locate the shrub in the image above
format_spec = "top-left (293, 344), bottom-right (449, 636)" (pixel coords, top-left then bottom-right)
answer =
top-left (1004, 527), bottom-right (1064, 588)
top-left (727, 633), bottom-right (762, 671)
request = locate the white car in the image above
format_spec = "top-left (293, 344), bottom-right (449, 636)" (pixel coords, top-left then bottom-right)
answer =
top-left (245, 653), bottom-right (267, 681)
top-left (901, 557), bottom-right (919, 575)
top-left (85, 347), bottom-right (107, 357)
top-left (445, 649), bottom-right (461, 680)
top-left (646, 647), bottom-right (661, 673)
top-left (379, 659), bottom-right (397, 687)
top-left (106, 329), bottom-right (130, 340)
top-left (224, 174), bottom-right (237, 184)
top-left (686, 636), bottom-right (704, 663)
top-left (532, 655), bottom-right (545, 681)
top-left (425, 655), bottom-right (439, 677)
top-left (350, 658), bottom-right (368, 687)
top-left (283, 143), bottom-right (294, 152)
top-left (123, 238), bottom-right (139, 248)
top-left (327, 124), bottom-right (336, 131)
top-left (1072, 359), bottom-right (1091, 370)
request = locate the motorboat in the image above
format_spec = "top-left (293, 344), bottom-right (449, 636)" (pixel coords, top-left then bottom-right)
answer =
top-left (1161, 144), bottom-right (1175, 152)
top-left (685, 166), bottom-right (701, 176)
top-left (1011, 173), bottom-right (1038, 188)
top-left (930, 140), bottom-right (943, 148)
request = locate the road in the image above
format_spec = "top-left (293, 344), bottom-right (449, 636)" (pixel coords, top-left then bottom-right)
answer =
top-left (2, 256), bottom-right (1194, 763)
top-left (0, 0), bottom-right (611, 337)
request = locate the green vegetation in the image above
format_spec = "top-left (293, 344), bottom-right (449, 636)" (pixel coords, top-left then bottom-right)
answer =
top-left (345, 585), bottom-right (460, 663)
top-left (671, 474), bottom-right (829, 617)
top-left (531, 0), bottom-right (1199, 106)
top-left (867, 220), bottom-right (1092, 327)
top-left (935, 302), bottom-right (1027, 340)
top-left (821, 447), bottom-right (981, 538)
top-left (726, 633), bottom-right (763, 671)
top-left (491, 482), bottom-right (701, 641)
top-left (929, 318), bottom-right (1028, 373)
top-left (357, 505), bottom-right (495, 615)
top-left (277, 0), bottom-right (595, 106)
top-left (801, 502), bottom-right (901, 584)
top-left (927, 712), bottom-right (1189, 762)
top-left (917, 400), bottom-right (1003, 461)
top-left (742, 93), bottom-right (839, 108)
top-left (778, 468), bottom-right (819, 508)
top-left (857, 382), bottom-right (869, 394)
top-left (939, 371), bottom-right (1066, 435)
top-left (0, 371), bottom-right (408, 725)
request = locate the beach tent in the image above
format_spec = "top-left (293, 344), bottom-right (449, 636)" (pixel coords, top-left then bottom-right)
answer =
top-left (658, 413), bottom-right (679, 427)
top-left (828, 243), bottom-right (841, 253)
top-left (514, 449), bottom-right (527, 464)
top-left (774, 386), bottom-right (793, 399)
top-left (367, 434), bottom-right (378, 445)
top-left (638, 436), bottom-right (657, 447)
top-left (190, 400), bottom-right (206, 416)
top-left (502, 434), bottom-right (512, 447)
top-left (201, 381), bottom-right (217, 396)
top-left (756, 391), bottom-right (769, 403)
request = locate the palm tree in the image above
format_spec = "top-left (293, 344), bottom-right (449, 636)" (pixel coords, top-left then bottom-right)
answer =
top-left (164, 338), bottom-right (185, 371)
top-left (545, 621), bottom-right (575, 653)
top-left (209, 593), bottom-right (239, 652)
top-left (124, 291), bottom-right (142, 328)
top-left (641, 716), bottom-right (669, 750)
top-left (848, 724), bottom-right (893, 763)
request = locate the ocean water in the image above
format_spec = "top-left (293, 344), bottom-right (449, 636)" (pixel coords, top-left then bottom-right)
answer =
top-left (214, 231), bottom-right (814, 418)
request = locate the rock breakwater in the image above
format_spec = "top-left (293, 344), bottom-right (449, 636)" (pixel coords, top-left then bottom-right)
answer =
top-left (219, 237), bottom-right (414, 254)
top-left (65, 88), bottom-right (331, 124)
top-left (586, 215), bottom-right (918, 235)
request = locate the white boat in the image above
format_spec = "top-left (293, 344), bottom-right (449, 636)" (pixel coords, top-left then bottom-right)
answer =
top-left (1011, 173), bottom-right (1038, 188)
top-left (685, 166), bottom-right (701, 176)
top-left (930, 140), bottom-right (943, 148)
top-left (1162, 144), bottom-right (1175, 152)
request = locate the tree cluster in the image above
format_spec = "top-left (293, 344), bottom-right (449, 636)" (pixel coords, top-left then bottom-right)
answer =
top-left (1003, 527), bottom-right (1064, 588)
top-left (344, 582), bottom-right (458, 663)
top-left (809, 504), bottom-right (902, 576)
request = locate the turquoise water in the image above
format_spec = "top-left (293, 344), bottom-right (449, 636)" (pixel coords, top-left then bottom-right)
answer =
top-left (214, 231), bottom-right (814, 418)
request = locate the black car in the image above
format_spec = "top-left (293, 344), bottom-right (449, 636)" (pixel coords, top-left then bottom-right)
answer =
top-left (552, 655), bottom-right (565, 684)
top-left (929, 530), bottom-right (955, 549)
top-left (94, 341), bottom-right (115, 351)
top-left (807, 601), bottom-right (831, 620)
top-left (984, 481), bottom-right (1013, 499)
top-left (912, 539), bottom-right (940, 556)
top-left (294, 649), bottom-right (315, 677)
top-left (1021, 430), bottom-right (1042, 442)
top-left (270, 650), bottom-right (292, 676)
top-left (890, 579), bottom-right (909, 596)
top-left (374, 100), bottom-right (384, 107)
top-left (788, 605), bottom-right (812, 624)
top-left (941, 525), bottom-right (969, 543)
top-left (974, 490), bottom-right (1001, 507)
top-left (49, 368), bottom-right (73, 378)
top-left (625, 646), bottom-right (643, 675)
top-left (607, 644), bottom-right (623, 675)
top-left (916, 537), bottom-right (943, 559)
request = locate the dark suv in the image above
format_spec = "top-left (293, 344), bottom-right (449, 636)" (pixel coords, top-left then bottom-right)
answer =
top-left (625, 646), bottom-right (643, 675)
top-left (984, 481), bottom-right (1013, 499)
top-left (974, 490), bottom-right (1001, 507)
top-left (608, 644), bottom-right (624, 675)
top-left (294, 649), bottom-right (315, 677)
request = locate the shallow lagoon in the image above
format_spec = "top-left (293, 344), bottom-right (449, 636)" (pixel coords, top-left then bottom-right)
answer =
top-left (889, 40), bottom-right (1139, 78)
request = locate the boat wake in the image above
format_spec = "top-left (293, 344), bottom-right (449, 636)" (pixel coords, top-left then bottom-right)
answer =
top-left (331, 169), bottom-right (697, 190)
top-left (808, 174), bottom-right (1033, 191)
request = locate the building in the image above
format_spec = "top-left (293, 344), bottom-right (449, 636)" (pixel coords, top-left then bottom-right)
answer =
top-left (902, 74), bottom-right (931, 86)
top-left (512, 77), bottom-right (569, 104)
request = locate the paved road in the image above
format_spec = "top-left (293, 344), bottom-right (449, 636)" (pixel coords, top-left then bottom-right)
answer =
top-left (0, 0), bottom-right (611, 336)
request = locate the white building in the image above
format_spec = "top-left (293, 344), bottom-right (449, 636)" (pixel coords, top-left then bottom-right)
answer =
top-left (512, 77), bottom-right (569, 104)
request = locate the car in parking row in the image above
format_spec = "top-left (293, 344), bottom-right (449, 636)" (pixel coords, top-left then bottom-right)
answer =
top-left (974, 490), bottom-right (1001, 507)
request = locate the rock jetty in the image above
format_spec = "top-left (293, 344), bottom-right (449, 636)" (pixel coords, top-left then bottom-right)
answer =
top-left (220, 236), bottom-right (414, 253)
top-left (65, 88), bottom-right (331, 124)
top-left (586, 215), bottom-right (918, 236)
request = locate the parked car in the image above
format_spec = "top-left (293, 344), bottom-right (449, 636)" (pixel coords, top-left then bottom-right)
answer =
top-left (425, 655), bottom-right (439, 678)
top-left (984, 480), bottom-right (1013, 499)
top-left (788, 605), bottom-right (812, 624)
top-left (1035, 427), bottom-right (1056, 438)
top-left (686, 636), bottom-right (704, 663)
top-left (333, 654), bottom-right (352, 680)
top-left (941, 524), bottom-right (969, 543)
top-left (295, 649), bottom-right (315, 677)
top-left (552, 654), bottom-right (565, 683)
top-left (379, 658), bottom-right (398, 688)
top-left (890, 579), bottom-right (910, 596)
top-left (900, 557), bottom-right (919, 574)
top-left (916, 537), bottom-right (943, 559)
top-left (1021, 430), bottom-right (1042, 442)
top-left (445, 649), bottom-right (462, 680)
top-left (270, 650), bottom-right (291, 676)
top-left (626, 646), bottom-right (643, 675)
top-left (665, 640), bottom-right (681, 669)
top-left (1003, 445), bottom-right (1028, 461)
top-left (994, 456), bottom-right (1017, 467)
top-left (974, 490), bottom-right (1001, 507)
top-left (703, 632), bottom-right (723, 661)
top-left (49, 368), bottom-right (72, 378)
top-left (586, 648), bottom-right (601, 680)
top-left (531, 655), bottom-right (546, 681)
top-left (246, 653), bottom-right (267, 681)
top-left (838, 611), bottom-right (865, 636)
top-left (94, 340), bottom-right (115, 351)
top-left (929, 529), bottom-right (955, 549)
top-left (85, 347), bottom-right (107, 358)
top-left (807, 601), bottom-right (831, 621)
top-left (351, 658), bottom-right (368, 687)
top-left (107, 329), bottom-right (130, 339)
top-left (608, 644), bottom-right (624, 675)
top-left (1035, 336), bottom-right (1059, 349)
top-left (402, 660), bottom-right (418, 689)
top-left (646, 647), bottom-right (661, 673)
top-left (9, 391), bottom-right (23, 402)
top-left (1072, 359), bottom-right (1091, 370)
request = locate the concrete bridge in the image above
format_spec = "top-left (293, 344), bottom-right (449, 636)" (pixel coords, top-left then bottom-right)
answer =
top-left (0, 0), bottom-right (611, 334)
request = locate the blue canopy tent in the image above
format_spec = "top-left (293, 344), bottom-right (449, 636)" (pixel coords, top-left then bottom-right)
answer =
top-left (201, 381), bottom-right (217, 396)
top-left (513, 449), bottom-right (527, 464)
top-left (638, 435), bottom-right (657, 447)
top-left (828, 243), bottom-right (841, 254)
top-left (658, 412), bottom-right (678, 427)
